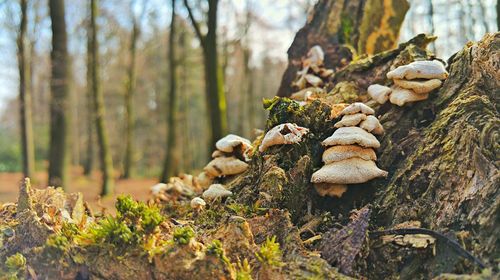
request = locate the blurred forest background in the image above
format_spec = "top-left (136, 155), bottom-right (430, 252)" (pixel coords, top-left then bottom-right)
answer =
top-left (0, 0), bottom-right (498, 203)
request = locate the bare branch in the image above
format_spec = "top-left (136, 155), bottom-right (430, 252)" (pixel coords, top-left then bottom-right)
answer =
top-left (183, 0), bottom-right (205, 46)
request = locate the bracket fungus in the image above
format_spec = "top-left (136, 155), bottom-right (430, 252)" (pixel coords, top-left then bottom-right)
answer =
top-left (339, 102), bottom-right (375, 115)
top-left (389, 87), bottom-right (429, 107)
top-left (367, 84), bottom-right (391, 104)
top-left (369, 60), bottom-right (449, 106)
top-left (204, 156), bottom-right (249, 177)
top-left (202, 184), bottom-right (233, 200)
top-left (215, 134), bottom-right (252, 154)
top-left (199, 134), bottom-right (252, 184)
top-left (322, 145), bottom-right (377, 163)
top-left (359, 115), bottom-right (384, 135)
top-left (393, 78), bottom-right (442, 94)
top-left (386, 60), bottom-right (448, 80)
top-left (259, 123), bottom-right (310, 152)
top-left (292, 45), bottom-right (333, 90)
top-left (312, 103), bottom-right (387, 197)
top-left (334, 113), bottom-right (367, 128)
top-left (322, 127), bottom-right (380, 148)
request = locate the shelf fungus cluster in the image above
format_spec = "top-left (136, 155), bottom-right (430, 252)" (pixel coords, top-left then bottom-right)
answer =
top-left (292, 45), bottom-right (333, 91)
top-left (197, 134), bottom-right (252, 188)
top-left (259, 123), bottom-right (309, 152)
top-left (368, 60), bottom-right (449, 106)
top-left (311, 103), bottom-right (388, 197)
top-left (150, 174), bottom-right (199, 201)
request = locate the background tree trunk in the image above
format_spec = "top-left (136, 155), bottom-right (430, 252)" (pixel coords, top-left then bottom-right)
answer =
top-left (184, 0), bottom-right (227, 150)
top-left (160, 0), bottom-right (178, 182)
top-left (17, 0), bottom-right (35, 179)
top-left (48, 0), bottom-right (69, 187)
top-left (83, 18), bottom-right (94, 176)
top-left (90, 0), bottom-right (114, 195)
top-left (277, 0), bottom-right (409, 97)
top-left (123, 13), bottom-right (139, 179)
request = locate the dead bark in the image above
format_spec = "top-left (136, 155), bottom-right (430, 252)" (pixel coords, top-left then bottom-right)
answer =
top-left (277, 0), bottom-right (409, 97)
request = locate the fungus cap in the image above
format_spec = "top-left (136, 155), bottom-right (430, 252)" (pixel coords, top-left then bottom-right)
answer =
top-left (202, 184), bottom-right (233, 199)
top-left (322, 127), bottom-right (380, 148)
top-left (314, 183), bottom-right (347, 198)
top-left (151, 183), bottom-right (167, 195)
top-left (322, 145), bottom-right (377, 164)
top-left (367, 84), bottom-right (392, 104)
top-left (197, 171), bottom-right (214, 189)
top-left (387, 60), bottom-right (448, 80)
top-left (304, 74), bottom-right (323, 87)
top-left (204, 156), bottom-right (249, 177)
top-left (393, 78), bottom-right (442, 94)
top-left (306, 45), bottom-right (324, 66)
top-left (190, 197), bottom-right (206, 209)
top-left (259, 123), bottom-right (309, 152)
top-left (359, 115), bottom-right (384, 135)
top-left (340, 102), bottom-right (375, 116)
top-left (334, 113), bottom-right (367, 128)
top-left (215, 134), bottom-right (252, 153)
top-left (389, 87), bottom-right (429, 106)
top-left (311, 158), bottom-right (388, 184)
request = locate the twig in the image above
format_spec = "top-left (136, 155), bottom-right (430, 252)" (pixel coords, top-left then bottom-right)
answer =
top-left (369, 228), bottom-right (485, 269)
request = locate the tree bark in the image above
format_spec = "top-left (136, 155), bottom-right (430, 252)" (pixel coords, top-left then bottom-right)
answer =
top-left (48, 0), bottom-right (69, 188)
top-left (160, 0), bottom-right (178, 182)
top-left (277, 0), bottom-right (409, 97)
top-left (90, 0), bottom-right (114, 195)
top-left (184, 0), bottom-right (228, 150)
top-left (123, 13), bottom-right (139, 179)
top-left (17, 0), bottom-right (35, 179)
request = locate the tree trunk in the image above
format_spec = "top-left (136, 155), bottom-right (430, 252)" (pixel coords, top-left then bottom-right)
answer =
top-left (48, 0), bottom-right (69, 188)
top-left (184, 0), bottom-right (227, 150)
top-left (90, 0), bottom-right (114, 195)
top-left (123, 16), bottom-right (139, 179)
top-left (17, 0), bottom-right (35, 179)
top-left (277, 0), bottom-right (409, 97)
top-left (160, 0), bottom-right (178, 182)
top-left (83, 19), bottom-right (94, 176)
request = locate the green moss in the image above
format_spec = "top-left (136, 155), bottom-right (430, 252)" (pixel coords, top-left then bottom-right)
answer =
top-left (255, 236), bottom-right (283, 267)
top-left (173, 226), bottom-right (195, 245)
top-left (328, 81), bottom-right (361, 104)
top-left (340, 14), bottom-right (353, 45)
top-left (206, 239), bottom-right (230, 265)
top-left (43, 234), bottom-right (71, 260)
top-left (116, 195), bottom-right (163, 234)
top-left (235, 258), bottom-right (253, 280)
top-left (78, 196), bottom-right (164, 248)
top-left (3, 253), bottom-right (26, 279)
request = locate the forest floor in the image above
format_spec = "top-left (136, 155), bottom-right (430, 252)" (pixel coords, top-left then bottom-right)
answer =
top-left (0, 168), bottom-right (155, 214)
